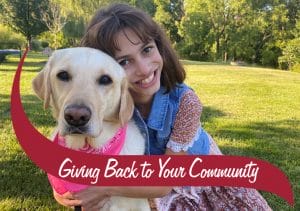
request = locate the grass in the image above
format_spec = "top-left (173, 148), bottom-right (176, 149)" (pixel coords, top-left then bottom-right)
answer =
top-left (0, 53), bottom-right (299, 210)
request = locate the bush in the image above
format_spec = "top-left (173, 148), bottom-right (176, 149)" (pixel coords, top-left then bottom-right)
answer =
top-left (0, 54), bottom-right (6, 63)
top-left (41, 41), bottom-right (49, 48)
top-left (261, 46), bottom-right (281, 68)
top-left (38, 31), bottom-right (68, 49)
top-left (0, 24), bottom-right (26, 49)
top-left (278, 38), bottom-right (300, 71)
top-left (30, 39), bottom-right (43, 51)
top-left (278, 60), bottom-right (289, 70)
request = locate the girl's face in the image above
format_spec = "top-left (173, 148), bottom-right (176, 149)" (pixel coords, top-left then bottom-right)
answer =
top-left (114, 28), bottom-right (163, 105)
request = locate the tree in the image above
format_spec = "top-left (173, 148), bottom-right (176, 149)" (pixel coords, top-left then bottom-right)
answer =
top-left (279, 17), bottom-right (300, 71)
top-left (180, 0), bottom-right (247, 61)
top-left (253, 2), bottom-right (290, 67)
top-left (0, 24), bottom-right (26, 49)
top-left (62, 15), bottom-right (86, 47)
top-left (154, 0), bottom-right (184, 43)
top-left (225, 1), bottom-right (259, 62)
top-left (179, 0), bottom-right (294, 66)
top-left (281, 0), bottom-right (300, 26)
top-left (57, 0), bottom-right (130, 47)
top-left (130, 0), bottom-right (156, 16)
top-left (0, 0), bottom-right (49, 47)
top-left (178, 0), bottom-right (212, 60)
top-left (40, 0), bottom-right (67, 49)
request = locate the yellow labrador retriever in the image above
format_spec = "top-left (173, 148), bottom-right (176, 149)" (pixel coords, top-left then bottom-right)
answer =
top-left (32, 47), bottom-right (150, 211)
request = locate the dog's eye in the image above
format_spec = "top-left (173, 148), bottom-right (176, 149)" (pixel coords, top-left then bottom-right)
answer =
top-left (57, 71), bottom-right (70, 81)
top-left (98, 75), bottom-right (112, 85)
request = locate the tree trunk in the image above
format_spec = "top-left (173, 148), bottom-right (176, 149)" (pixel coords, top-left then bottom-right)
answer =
top-left (216, 36), bottom-right (220, 61)
top-left (224, 51), bottom-right (228, 62)
top-left (27, 36), bottom-right (32, 50)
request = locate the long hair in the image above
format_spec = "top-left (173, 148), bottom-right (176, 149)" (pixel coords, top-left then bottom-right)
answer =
top-left (81, 3), bottom-right (185, 92)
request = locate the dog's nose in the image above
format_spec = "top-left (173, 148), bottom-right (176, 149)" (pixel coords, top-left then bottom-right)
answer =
top-left (64, 105), bottom-right (91, 127)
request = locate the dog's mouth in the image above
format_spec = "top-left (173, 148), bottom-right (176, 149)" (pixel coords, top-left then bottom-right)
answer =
top-left (67, 126), bottom-right (87, 134)
top-left (60, 125), bottom-right (91, 136)
top-left (62, 124), bottom-right (100, 138)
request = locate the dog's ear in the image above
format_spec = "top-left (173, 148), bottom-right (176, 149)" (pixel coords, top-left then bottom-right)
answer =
top-left (32, 57), bottom-right (53, 109)
top-left (119, 78), bottom-right (134, 126)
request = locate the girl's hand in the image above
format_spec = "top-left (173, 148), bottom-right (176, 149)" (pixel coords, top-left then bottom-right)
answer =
top-left (53, 190), bottom-right (81, 207)
top-left (74, 186), bottom-right (110, 211)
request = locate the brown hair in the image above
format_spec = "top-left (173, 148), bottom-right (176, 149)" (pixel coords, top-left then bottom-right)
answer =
top-left (81, 3), bottom-right (185, 92)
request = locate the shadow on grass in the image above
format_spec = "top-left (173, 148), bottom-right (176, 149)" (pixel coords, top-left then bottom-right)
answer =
top-left (0, 58), bottom-right (47, 72)
top-left (211, 117), bottom-right (300, 161)
top-left (0, 94), bottom-right (55, 128)
top-left (201, 106), bottom-right (227, 123)
top-left (215, 119), bottom-right (300, 149)
top-left (0, 62), bottom-right (46, 72)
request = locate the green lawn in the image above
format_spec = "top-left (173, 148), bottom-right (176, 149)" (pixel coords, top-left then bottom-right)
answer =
top-left (1, 53), bottom-right (299, 210)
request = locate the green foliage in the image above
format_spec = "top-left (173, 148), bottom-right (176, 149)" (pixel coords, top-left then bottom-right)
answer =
top-left (39, 0), bottom-right (67, 49)
top-left (278, 19), bottom-right (300, 71)
top-left (30, 39), bottom-right (43, 51)
top-left (50, 0), bottom-right (131, 47)
top-left (39, 31), bottom-right (67, 49)
top-left (130, 0), bottom-right (155, 16)
top-left (0, 54), bottom-right (5, 63)
top-left (279, 37), bottom-right (300, 70)
top-left (179, 0), bottom-right (258, 62)
top-left (176, 0), bottom-right (296, 67)
top-left (40, 41), bottom-right (49, 48)
top-left (261, 46), bottom-right (282, 67)
top-left (178, 0), bottom-right (213, 60)
top-left (63, 15), bottom-right (85, 46)
top-left (0, 24), bottom-right (25, 62)
top-left (0, 25), bottom-right (26, 49)
top-left (154, 0), bottom-right (183, 43)
top-left (0, 0), bottom-right (49, 45)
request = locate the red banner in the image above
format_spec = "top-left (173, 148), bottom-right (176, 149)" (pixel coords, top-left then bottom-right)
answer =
top-left (11, 48), bottom-right (294, 206)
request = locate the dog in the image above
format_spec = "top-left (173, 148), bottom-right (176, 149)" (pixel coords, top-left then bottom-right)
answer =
top-left (32, 47), bottom-right (150, 211)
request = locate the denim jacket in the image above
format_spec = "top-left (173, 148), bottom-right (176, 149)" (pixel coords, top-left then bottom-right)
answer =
top-left (133, 83), bottom-right (210, 155)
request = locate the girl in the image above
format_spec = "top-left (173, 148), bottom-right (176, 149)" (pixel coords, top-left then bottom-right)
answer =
top-left (54, 3), bottom-right (271, 210)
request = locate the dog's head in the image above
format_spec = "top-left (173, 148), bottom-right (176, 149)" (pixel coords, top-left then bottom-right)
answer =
top-left (32, 47), bottom-right (134, 138)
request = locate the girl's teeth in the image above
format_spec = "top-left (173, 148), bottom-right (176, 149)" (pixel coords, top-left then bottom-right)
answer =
top-left (141, 73), bottom-right (154, 84)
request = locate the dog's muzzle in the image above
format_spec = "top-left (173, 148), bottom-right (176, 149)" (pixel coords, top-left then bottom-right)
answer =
top-left (64, 104), bottom-right (91, 134)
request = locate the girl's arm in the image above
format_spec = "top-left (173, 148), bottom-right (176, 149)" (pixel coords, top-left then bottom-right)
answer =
top-left (166, 89), bottom-right (203, 153)
top-left (53, 186), bottom-right (173, 210)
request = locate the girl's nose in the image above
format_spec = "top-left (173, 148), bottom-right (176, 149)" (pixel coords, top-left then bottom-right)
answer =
top-left (135, 58), bottom-right (150, 77)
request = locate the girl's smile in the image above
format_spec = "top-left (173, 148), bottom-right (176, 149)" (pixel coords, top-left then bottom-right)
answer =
top-left (136, 69), bottom-right (158, 88)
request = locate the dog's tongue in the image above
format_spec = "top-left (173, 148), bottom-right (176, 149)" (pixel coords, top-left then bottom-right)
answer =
top-left (48, 174), bottom-right (88, 194)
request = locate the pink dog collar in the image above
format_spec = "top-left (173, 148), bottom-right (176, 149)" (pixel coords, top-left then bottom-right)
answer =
top-left (48, 124), bottom-right (128, 194)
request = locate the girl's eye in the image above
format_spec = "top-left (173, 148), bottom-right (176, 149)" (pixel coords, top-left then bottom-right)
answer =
top-left (143, 46), bottom-right (153, 54)
top-left (119, 59), bottom-right (129, 67)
